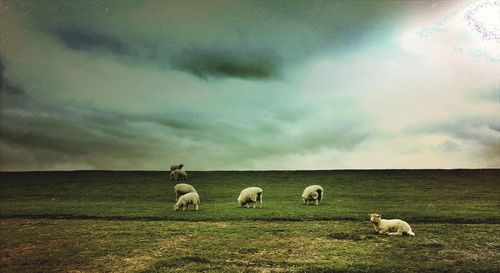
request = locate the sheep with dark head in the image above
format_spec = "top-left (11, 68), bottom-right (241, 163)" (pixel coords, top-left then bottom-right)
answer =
top-left (302, 185), bottom-right (324, 205)
top-left (238, 187), bottom-right (263, 208)
top-left (170, 163), bottom-right (184, 172)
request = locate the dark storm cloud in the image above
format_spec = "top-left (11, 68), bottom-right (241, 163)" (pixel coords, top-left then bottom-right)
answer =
top-left (20, 1), bottom-right (409, 81)
top-left (0, 82), bottom-right (149, 169)
top-left (169, 49), bottom-right (282, 80)
top-left (0, 72), bottom-right (370, 170)
top-left (0, 58), bottom-right (26, 97)
top-left (53, 27), bottom-right (282, 80)
top-left (55, 28), bottom-right (131, 55)
top-left (0, 66), bottom-right (190, 170)
top-left (0, 57), bottom-right (4, 89)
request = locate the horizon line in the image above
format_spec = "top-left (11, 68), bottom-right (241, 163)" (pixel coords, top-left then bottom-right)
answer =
top-left (1, 168), bottom-right (499, 173)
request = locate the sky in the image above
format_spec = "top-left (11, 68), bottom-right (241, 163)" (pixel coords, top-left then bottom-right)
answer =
top-left (0, 0), bottom-right (499, 171)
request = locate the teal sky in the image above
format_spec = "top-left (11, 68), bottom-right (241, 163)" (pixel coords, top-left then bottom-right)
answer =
top-left (0, 0), bottom-right (499, 171)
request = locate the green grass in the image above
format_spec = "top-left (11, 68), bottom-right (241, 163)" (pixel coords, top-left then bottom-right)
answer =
top-left (1, 170), bottom-right (499, 272)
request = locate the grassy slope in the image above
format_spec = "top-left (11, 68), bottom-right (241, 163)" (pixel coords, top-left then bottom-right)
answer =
top-left (1, 170), bottom-right (499, 222)
top-left (1, 170), bottom-right (499, 273)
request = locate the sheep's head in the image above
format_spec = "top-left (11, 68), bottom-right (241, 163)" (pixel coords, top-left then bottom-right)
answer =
top-left (311, 192), bottom-right (319, 200)
top-left (174, 204), bottom-right (180, 211)
top-left (369, 213), bottom-right (381, 223)
top-left (178, 164), bottom-right (184, 169)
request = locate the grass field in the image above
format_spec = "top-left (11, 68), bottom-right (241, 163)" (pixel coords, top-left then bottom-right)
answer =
top-left (1, 170), bottom-right (499, 272)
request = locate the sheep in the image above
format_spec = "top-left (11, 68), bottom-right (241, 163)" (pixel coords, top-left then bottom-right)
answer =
top-left (302, 185), bottom-right (324, 205)
top-left (174, 183), bottom-right (197, 201)
top-left (369, 213), bottom-right (415, 236)
top-left (174, 192), bottom-right (200, 211)
top-left (170, 169), bottom-right (187, 181)
top-left (238, 187), bottom-right (263, 208)
top-left (170, 163), bottom-right (184, 172)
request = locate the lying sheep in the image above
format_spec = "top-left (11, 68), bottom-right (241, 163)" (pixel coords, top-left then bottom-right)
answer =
top-left (369, 213), bottom-right (415, 236)
top-left (302, 185), bottom-right (324, 205)
top-left (170, 163), bottom-right (184, 172)
top-left (238, 187), bottom-right (263, 208)
top-left (170, 169), bottom-right (187, 181)
top-left (174, 192), bottom-right (200, 211)
top-left (174, 183), bottom-right (197, 201)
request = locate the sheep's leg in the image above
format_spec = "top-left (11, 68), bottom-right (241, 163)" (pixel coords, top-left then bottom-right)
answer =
top-left (378, 229), bottom-right (389, 235)
top-left (315, 199), bottom-right (319, 206)
top-left (246, 204), bottom-right (249, 208)
top-left (194, 203), bottom-right (199, 211)
top-left (302, 198), bottom-right (306, 204)
top-left (252, 202), bottom-right (256, 208)
top-left (390, 226), bottom-right (406, 236)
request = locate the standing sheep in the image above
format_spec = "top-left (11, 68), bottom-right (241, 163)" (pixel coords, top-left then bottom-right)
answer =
top-left (302, 185), bottom-right (324, 205)
top-left (174, 183), bottom-right (197, 201)
top-left (170, 169), bottom-right (187, 181)
top-left (238, 187), bottom-right (263, 208)
top-left (170, 163), bottom-right (184, 172)
top-left (174, 192), bottom-right (200, 211)
top-left (369, 213), bottom-right (415, 236)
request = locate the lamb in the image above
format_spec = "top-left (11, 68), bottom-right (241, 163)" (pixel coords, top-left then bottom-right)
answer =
top-left (238, 187), bottom-right (263, 208)
top-left (174, 192), bottom-right (200, 211)
top-left (369, 213), bottom-right (415, 236)
top-left (174, 183), bottom-right (197, 201)
top-left (302, 185), bottom-right (324, 205)
top-left (170, 163), bottom-right (184, 172)
top-left (170, 169), bottom-right (187, 181)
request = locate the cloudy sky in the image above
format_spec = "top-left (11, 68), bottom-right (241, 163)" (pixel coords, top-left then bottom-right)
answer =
top-left (0, 0), bottom-right (499, 171)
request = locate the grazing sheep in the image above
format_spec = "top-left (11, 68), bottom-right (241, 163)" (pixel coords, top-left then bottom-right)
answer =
top-left (238, 187), bottom-right (263, 208)
top-left (170, 163), bottom-right (184, 172)
top-left (170, 169), bottom-right (187, 181)
top-left (174, 183), bottom-right (197, 201)
top-left (369, 213), bottom-right (415, 236)
top-left (302, 185), bottom-right (324, 205)
top-left (174, 192), bottom-right (200, 211)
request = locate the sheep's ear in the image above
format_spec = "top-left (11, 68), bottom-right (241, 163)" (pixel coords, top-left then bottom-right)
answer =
top-left (378, 214), bottom-right (381, 218)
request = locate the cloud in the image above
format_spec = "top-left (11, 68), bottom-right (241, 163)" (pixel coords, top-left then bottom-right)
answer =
top-left (52, 27), bottom-right (282, 80)
top-left (472, 85), bottom-right (499, 103)
top-left (14, 1), bottom-right (410, 81)
top-left (0, 57), bottom-right (5, 91)
top-left (0, 60), bottom-right (370, 171)
top-left (169, 49), bottom-right (282, 80)
top-left (406, 115), bottom-right (500, 161)
top-left (55, 28), bottom-right (132, 56)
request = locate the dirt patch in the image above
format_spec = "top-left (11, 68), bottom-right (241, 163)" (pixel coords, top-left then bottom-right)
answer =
top-left (326, 232), bottom-right (379, 241)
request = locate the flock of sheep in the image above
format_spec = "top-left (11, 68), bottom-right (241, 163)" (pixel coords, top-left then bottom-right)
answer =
top-left (169, 163), bottom-right (415, 236)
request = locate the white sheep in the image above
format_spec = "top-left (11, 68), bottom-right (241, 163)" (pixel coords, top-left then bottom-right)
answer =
top-left (170, 169), bottom-right (187, 181)
top-left (302, 185), bottom-right (324, 205)
top-left (238, 187), bottom-right (263, 208)
top-left (174, 192), bottom-right (200, 211)
top-left (170, 163), bottom-right (184, 172)
top-left (174, 183), bottom-right (197, 201)
top-left (369, 213), bottom-right (415, 236)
